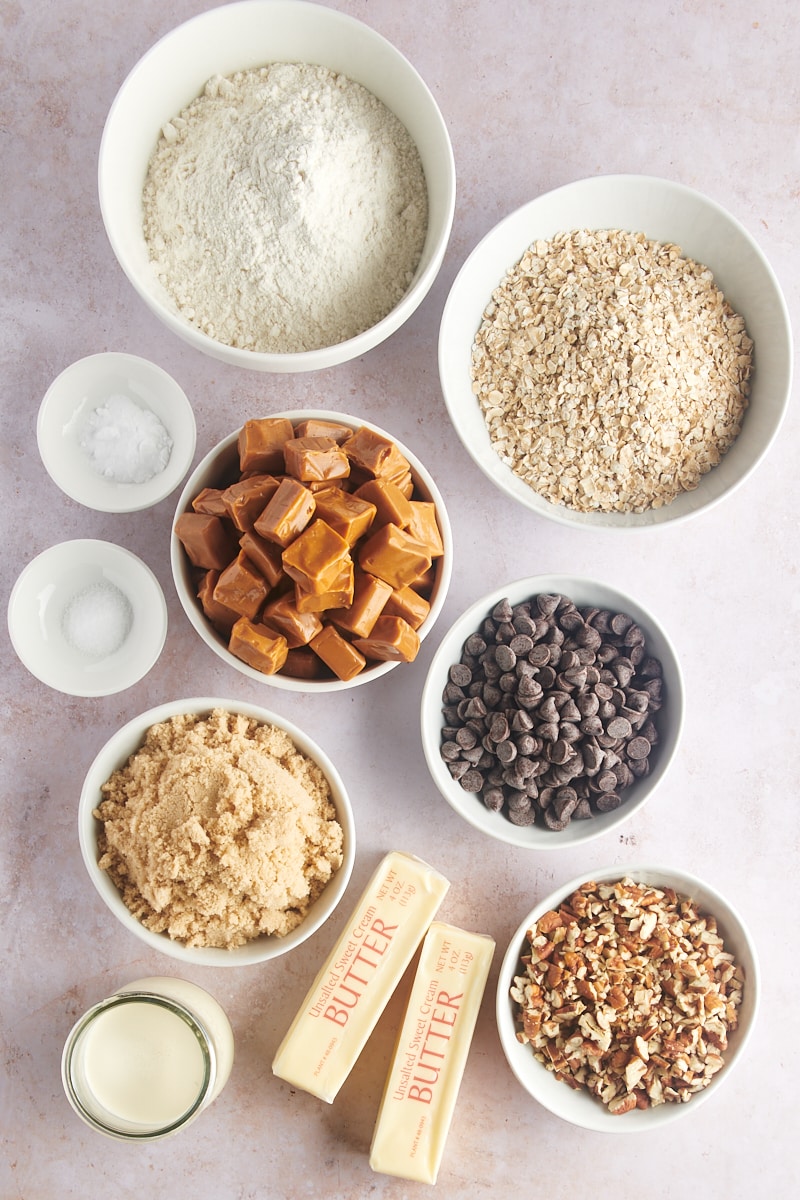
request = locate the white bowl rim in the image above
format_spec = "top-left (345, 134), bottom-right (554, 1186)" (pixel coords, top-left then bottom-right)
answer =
top-left (170, 409), bottom-right (453, 692)
top-left (438, 172), bottom-right (793, 529)
top-left (98, 0), bottom-right (456, 374)
top-left (495, 862), bottom-right (761, 1132)
top-left (78, 695), bottom-right (356, 966)
top-left (7, 538), bottom-right (168, 698)
top-left (421, 573), bottom-right (685, 848)
top-left (36, 351), bottom-right (197, 513)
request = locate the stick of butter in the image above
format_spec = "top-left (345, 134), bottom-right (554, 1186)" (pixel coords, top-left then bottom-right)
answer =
top-left (272, 850), bottom-right (450, 1103)
top-left (369, 921), bottom-right (495, 1185)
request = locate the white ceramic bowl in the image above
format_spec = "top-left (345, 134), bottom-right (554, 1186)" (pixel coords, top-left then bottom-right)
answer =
top-left (496, 865), bottom-right (760, 1131)
top-left (78, 697), bottom-right (356, 967)
top-left (99, 0), bottom-right (455, 373)
top-left (439, 174), bottom-right (792, 528)
top-left (37, 353), bottom-right (196, 513)
top-left (420, 575), bottom-right (683, 848)
top-left (7, 539), bottom-right (167, 697)
top-left (171, 410), bottom-right (452, 692)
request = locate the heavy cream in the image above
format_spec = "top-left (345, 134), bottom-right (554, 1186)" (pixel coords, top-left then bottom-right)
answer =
top-left (370, 921), bottom-right (495, 1184)
top-left (61, 976), bottom-right (234, 1141)
top-left (272, 850), bottom-right (449, 1103)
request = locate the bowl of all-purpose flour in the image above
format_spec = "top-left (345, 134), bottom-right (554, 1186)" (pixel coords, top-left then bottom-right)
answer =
top-left (98, 1), bottom-right (456, 373)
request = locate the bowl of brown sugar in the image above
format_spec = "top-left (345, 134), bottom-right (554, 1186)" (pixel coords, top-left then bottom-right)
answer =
top-left (79, 698), bottom-right (356, 966)
top-left (439, 174), bottom-right (792, 528)
top-left (99, 1), bottom-right (455, 372)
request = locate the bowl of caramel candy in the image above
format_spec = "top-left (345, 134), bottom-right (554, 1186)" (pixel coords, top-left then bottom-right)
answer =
top-left (171, 411), bottom-right (452, 691)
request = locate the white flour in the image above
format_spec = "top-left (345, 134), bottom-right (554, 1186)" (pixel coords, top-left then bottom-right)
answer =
top-left (142, 63), bottom-right (428, 354)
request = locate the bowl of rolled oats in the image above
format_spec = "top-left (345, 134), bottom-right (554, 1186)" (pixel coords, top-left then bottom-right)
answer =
top-left (439, 174), bottom-right (792, 527)
top-left (496, 867), bottom-right (759, 1131)
top-left (420, 575), bottom-right (683, 848)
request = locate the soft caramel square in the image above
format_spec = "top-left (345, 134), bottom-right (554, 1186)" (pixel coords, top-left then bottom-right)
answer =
top-left (262, 591), bottom-right (324, 647)
top-left (310, 625), bottom-right (367, 682)
top-left (284, 436), bottom-right (351, 483)
top-left (213, 551), bottom-right (270, 620)
top-left (238, 417), bottom-right (294, 474)
top-left (329, 570), bottom-right (392, 637)
top-left (381, 584), bottom-right (431, 631)
top-left (312, 487), bottom-right (377, 546)
top-left (357, 522), bottom-right (432, 590)
top-left (253, 477), bottom-right (316, 547)
top-left (192, 487), bottom-right (228, 517)
top-left (353, 478), bottom-right (413, 530)
top-left (239, 530), bottom-right (285, 589)
top-left (352, 615), bottom-right (420, 663)
top-left (281, 519), bottom-right (351, 594)
top-left (342, 426), bottom-right (411, 484)
top-left (197, 569), bottom-right (240, 634)
top-left (222, 474), bottom-right (281, 531)
top-left (293, 418), bottom-right (353, 443)
top-left (404, 500), bottom-right (444, 556)
top-left (228, 617), bottom-right (288, 675)
top-left (175, 512), bottom-right (237, 572)
top-left (295, 558), bottom-right (355, 613)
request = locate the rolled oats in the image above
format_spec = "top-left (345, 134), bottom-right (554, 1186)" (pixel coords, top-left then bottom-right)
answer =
top-left (510, 877), bottom-right (745, 1112)
top-left (471, 229), bottom-right (753, 513)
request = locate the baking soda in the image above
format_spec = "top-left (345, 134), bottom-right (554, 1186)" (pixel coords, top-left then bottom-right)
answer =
top-left (79, 393), bottom-right (173, 484)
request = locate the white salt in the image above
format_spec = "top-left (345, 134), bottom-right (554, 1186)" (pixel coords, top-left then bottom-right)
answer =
top-left (62, 580), bottom-right (133, 657)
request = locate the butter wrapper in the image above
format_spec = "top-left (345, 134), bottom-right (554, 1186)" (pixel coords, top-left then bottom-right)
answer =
top-left (272, 850), bottom-right (449, 1103)
top-left (370, 921), bottom-right (495, 1184)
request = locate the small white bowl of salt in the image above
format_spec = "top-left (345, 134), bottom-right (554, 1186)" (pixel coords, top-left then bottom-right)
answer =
top-left (37, 352), bottom-right (196, 512)
top-left (7, 539), bottom-right (167, 696)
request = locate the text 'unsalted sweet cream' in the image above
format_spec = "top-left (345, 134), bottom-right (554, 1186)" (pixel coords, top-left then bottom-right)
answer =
top-left (369, 921), bottom-right (495, 1184)
top-left (271, 850), bottom-right (450, 1103)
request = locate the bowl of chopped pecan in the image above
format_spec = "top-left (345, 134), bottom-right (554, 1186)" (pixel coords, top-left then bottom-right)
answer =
top-left (420, 575), bottom-right (683, 847)
top-left (439, 174), bottom-right (792, 528)
top-left (496, 868), bottom-right (759, 1130)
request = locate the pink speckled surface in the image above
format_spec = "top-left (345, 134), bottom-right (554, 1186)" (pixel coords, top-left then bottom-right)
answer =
top-left (2, 1), bottom-right (799, 1196)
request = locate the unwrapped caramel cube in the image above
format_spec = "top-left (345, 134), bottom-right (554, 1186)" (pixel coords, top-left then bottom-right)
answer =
top-left (381, 585), bottom-right (431, 631)
top-left (253, 477), bottom-right (316, 548)
top-left (293, 418), bottom-right (353, 443)
top-left (238, 417), bottom-right (294, 474)
top-left (342, 426), bottom-right (411, 484)
top-left (239, 530), bottom-right (285, 589)
top-left (192, 487), bottom-right (228, 517)
top-left (312, 487), bottom-right (376, 546)
top-left (353, 615), bottom-right (420, 663)
top-left (229, 618), bottom-right (288, 675)
top-left (329, 570), bottom-right (393, 637)
top-left (353, 478), bottom-right (413, 530)
top-left (284, 437), bottom-right (351, 483)
top-left (295, 558), bottom-right (355, 613)
top-left (175, 512), bottom-right (237, 571)
top-left (222, 474), bottom-right (281, 531)
top-left (213, 551), bottom-right (270, 620)
top-left (310, 625), bottom-right (367, 682)
top-left (282, 520), bottom-right (351, 595)
top-left (262, 591), bottom-right (324, 647)
top-left (282, 646), bottom-right (326, 680)
top-left (405, 501), bottom-right (444, 557)
top-left (358, 523), bottom-right (432, 589)
top-left (197, 570), bottom-right (240, 634)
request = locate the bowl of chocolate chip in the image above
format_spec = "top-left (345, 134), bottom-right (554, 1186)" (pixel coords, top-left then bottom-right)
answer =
top-left (99, 0), bottom-right (455, 372)
top-left (171, 411), bottom-right (452, 691)
top-left (420, 575), bottom-right (684, 848)
top-left (439, 174), bottom-right (792, 528)
top-left (496, 866), bottom-right (759, 1131)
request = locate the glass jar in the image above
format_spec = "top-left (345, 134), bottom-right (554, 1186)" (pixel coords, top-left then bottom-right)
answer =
top-left (61, 976), bottom-right (234, 1141)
